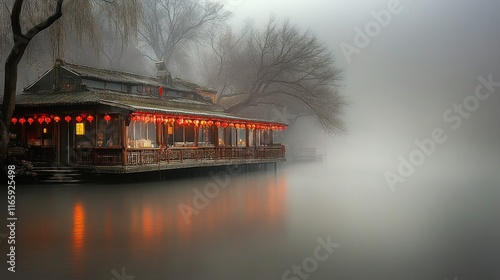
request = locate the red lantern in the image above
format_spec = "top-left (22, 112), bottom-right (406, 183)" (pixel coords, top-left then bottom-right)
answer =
top-left (11, 118), bottom-right (17, 124)
top-left (28, 117), bottom-right (34, 125)
top-left (194, 120), bottom-right (200, 126)
top-left (207, 120), bottom-right (214, 126)
top-left (75, 116), bottom-right (83, 122)
top-left (186, 119), bottom-right (193, 125)
top-left (221, 122), bottom-right (228, 128)
top-left (144, 115), bottom-right (150, 123)
top-left (246, 124), bottom-right (252, 129)
top-left (169, 118), bottom-right (175, 123)
top-left (235, 124), bottom-right (240, 129)
top-left (53, 116), bottom-right (61, 123)
top-left (64, 116), bottom-right (71, 123)
top-left (177, 118), bottom-right (184, 125)
top-left (156, 116), bottom-right (163, 123)
top-left (38, 117), bottom-right (44, 124)
top-left (104, 114), bottom-right (112, 123)
top-left (251, 124), bottom-right (256, 129)
top-left (229, 123), bottom-right (234, 128)
top-left (19, 118), bottom-right (26, 125)
top-left (200, 120), bottom-right (207, 126)
top-left (45, 117), bottom-right (51, 124)
top-left (87, 115), bottom-right (94, 123)
top-left (215, 121), bottom-right (221, 127)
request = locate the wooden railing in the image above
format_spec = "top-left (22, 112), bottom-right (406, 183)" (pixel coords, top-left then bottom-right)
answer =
top-left (76, 145), bottom-right (285, 166)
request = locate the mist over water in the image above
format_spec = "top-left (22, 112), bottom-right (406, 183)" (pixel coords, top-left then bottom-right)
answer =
top-left (2, 155), bottom-right (499, 279)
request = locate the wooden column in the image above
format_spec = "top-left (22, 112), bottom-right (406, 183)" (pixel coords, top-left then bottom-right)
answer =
top-left (245, 127), bottom-right (249, 147)
top-left (156, 122), bottom-right (162, 146)
top-left (194, 126), bottom-right (198, 147)
top-left (122, 118), bottom-right (127, 166)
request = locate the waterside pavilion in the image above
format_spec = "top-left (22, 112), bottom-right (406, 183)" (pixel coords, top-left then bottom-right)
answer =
top-left (6, 60), bottom-right (286, 174)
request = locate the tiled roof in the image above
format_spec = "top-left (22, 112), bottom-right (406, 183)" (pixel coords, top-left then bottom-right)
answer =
top-left (14, 89), bottom-right (220, 111)
top-left (9, 90), bottom-right (286, 125)
top-left (62, 62), bottom-right (166, 88)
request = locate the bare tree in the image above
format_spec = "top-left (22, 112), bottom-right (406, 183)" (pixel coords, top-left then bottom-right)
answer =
top-left (204, 16), bottom-right (347, 133)
top-left (0, 0), bottom-right (140, 163)
top-left (139, 0), bottom-right (230, 74)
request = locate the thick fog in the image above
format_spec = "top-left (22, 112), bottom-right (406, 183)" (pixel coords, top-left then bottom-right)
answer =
top-left (221, 0), bottom-right (500, 185)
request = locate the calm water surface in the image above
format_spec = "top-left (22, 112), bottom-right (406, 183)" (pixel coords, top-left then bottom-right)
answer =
top-left (1, 162), bottom-right (500, 279)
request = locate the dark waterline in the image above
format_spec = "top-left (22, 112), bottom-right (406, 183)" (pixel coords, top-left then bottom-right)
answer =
top-left (1, 162), bottom-right (500, 280)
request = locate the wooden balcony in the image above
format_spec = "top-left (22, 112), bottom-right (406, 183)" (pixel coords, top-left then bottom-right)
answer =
top-left (75, 145), bottom-right (286, 168)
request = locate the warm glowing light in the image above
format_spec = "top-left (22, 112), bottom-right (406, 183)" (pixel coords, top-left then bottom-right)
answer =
top-left (177, 118), bottom-right (184, 125)
top-left (44, 117), bottom-right (51, 124)
top-left (207, 120), bottom-right (214, 126)
top-left (86, 115), bottom-right (94, 123)
top-left (53, 116), bottom-right (61, 123)
top-left (104, 114), bottom-right (112, 123)
top-left (75, 116), bottom-right (83, 122)
top-left (156, 116), bottom-right (163, 123)
top-left (186, 119), bottom-right (193, 125)
top-left (76, 123), bottom-right (85, 135)
top-left (28, 117), bottom-right (34, 125)
top-left (11, 118), bottom-right (17, 124)
top-left (194, 120), bottom-right (200, 126)
top-left (64, 116), bottom-right (72, 123)
top-left (200, 120), bottom-right (207, 126)
top-left (37, 117), bottom-right (44, 124)
top-left (221, 122), bottom-right (228, 128)
top-left (251, 124), bottom-right (256, 129)
top-left (43, 128), bottom-right (47, 134)
top-left (229, 123), bottom-right (234, 128)
top-left (215, 121), bottom-right (221, 127)
top-left (19, 118), bottom-right (26, 125)
top-left (169, 118), bottom-right (175, 123)
top-left (73, 202), bottom-right (85, 251)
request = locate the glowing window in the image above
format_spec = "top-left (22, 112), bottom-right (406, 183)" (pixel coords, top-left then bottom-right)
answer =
top-left (76, 123), bottom-right (85, 135)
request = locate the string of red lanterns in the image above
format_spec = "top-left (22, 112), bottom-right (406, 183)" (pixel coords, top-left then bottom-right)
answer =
top-left (9, 113), bottom-right (287, 131)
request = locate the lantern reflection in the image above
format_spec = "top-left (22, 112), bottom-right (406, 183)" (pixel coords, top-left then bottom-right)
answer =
top-left (73, 202), bottom-right (85, 250)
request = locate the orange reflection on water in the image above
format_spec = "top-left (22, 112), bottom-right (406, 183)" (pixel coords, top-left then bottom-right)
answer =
top-left (73, 202), bottom-right (85, 251)
top-left (142, 206), bottom-right (153, 239)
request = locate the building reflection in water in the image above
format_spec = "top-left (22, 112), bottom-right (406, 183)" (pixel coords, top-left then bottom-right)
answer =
top-left (68, 173), bottom-right (288, 264)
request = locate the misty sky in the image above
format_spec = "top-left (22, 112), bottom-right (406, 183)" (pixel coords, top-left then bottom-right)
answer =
top-left (219, 0), bottom-right (500, 181)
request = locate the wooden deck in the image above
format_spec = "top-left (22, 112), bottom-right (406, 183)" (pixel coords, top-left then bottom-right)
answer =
top-left (74, 145), bottom-right (286, 173)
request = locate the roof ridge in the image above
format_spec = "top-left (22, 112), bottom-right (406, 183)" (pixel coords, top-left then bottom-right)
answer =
top-left (63, 61), bottom-right (158, 81)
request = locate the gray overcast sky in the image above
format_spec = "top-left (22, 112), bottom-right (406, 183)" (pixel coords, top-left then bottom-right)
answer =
top-left (221, 0), bottom-right (500, 177)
